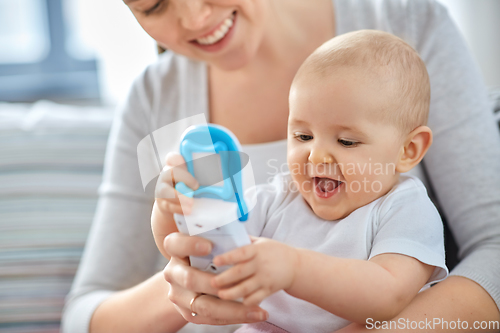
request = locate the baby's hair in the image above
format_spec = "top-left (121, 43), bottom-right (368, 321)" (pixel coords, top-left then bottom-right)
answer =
top-left (295, 30), bottom-right (430, 135)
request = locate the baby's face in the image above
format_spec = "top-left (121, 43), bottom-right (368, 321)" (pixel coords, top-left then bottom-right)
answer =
top-left (287, 68), bottom-right (405, 220)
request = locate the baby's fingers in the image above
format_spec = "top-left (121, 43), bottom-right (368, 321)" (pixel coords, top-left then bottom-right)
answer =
top-left (213, 244), bottom-right (256, 267)
top-left (218, 276), bottom-right (261, 301)
top-left (157, 167), bottom-right (198, 198)
top-left (243, 289), bottom-right (270, 307)
top-left (156, 194), bottom-right (194, 215)
top-left (165, 152), bottom-right (185, 167)
top-left (156, 198), bottom-right (190, 215)
top-left (212, 261), bottom-right (256, 289)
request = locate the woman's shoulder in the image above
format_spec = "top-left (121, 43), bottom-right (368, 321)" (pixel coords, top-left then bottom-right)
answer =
top-left (336, 0), bottom-right (447, 20)
top-left (120, 51), bottom-right (208, 131)
top-left (131, 51), bottom-right (206, 102)
top-left (335, 0), bottom-right (450, 48)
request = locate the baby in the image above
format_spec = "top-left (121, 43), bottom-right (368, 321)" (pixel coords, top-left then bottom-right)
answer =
top-left (152, 30), bottom-right (448, 333)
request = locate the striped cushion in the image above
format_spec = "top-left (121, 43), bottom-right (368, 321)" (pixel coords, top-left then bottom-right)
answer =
top-left (0, 101), bottom-right (113, 333)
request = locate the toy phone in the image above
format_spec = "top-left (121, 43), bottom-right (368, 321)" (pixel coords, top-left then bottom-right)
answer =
top-left (173, 124), bottom-right (251, 274)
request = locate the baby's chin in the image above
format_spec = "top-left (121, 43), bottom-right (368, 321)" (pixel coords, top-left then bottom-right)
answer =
top-left (308, 202), bottom-right (353, 221)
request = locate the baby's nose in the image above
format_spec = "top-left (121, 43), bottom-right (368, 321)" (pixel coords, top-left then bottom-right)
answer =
top-left (308, 149), bottom-right (334, 165)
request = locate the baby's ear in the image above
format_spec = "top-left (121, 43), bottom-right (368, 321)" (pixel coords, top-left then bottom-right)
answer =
top-left (396, 126), bottom-right (433, 173)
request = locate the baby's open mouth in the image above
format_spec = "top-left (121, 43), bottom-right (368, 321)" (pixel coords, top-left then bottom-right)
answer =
top-left (314, 177), bottom-right (343, 193)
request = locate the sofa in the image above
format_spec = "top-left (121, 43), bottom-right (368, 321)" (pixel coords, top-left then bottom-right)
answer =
top-left (0, 93), bottom-right (499, 332)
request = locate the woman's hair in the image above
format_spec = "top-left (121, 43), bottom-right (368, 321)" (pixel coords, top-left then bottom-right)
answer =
top-left (157, 44), bottom-right (167, 54)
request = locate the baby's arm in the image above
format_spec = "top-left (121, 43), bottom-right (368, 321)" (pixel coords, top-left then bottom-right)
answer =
top-left (212, 240), bottom-right (434, 324)
top-left (151, 200), bottom-right (181, 260)
top-left (151, 153), bottom-right (198, 259)
top-left (287, 250), bottom-right (434, 323)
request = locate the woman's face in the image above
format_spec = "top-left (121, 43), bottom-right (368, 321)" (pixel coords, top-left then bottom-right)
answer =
top-left (124, 0), bottom-right (268, 70)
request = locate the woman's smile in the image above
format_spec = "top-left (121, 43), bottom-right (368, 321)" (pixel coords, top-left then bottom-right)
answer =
top-left (191, 11), bottom-right (236, 47)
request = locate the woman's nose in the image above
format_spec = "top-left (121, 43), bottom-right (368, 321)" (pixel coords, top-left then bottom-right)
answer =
top-left (177, 0), bottom-right (212, 31)
top-left (308, 148), bottom-right (334, 165)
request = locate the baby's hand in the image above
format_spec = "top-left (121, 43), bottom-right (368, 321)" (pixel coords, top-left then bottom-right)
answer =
top-left (211, 236), bottom-right (300, 306)
top-left (155, 152), bottom-right (199, 215)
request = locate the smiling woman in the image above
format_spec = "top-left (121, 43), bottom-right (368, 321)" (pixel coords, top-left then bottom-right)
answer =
top-left (124, 0), bottom-right (273, 71)
top-left (62, 0), bottom-right (500, 332)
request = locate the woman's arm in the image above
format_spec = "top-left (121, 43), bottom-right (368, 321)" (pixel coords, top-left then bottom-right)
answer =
top-left (414, 0), bottom-right (500, 322)
top-left (90, 272), bottom-right (188, 333)
top-left (337, 276), bottom-right (500, 332)
top-left (61, 59), bottom-right (189, 332)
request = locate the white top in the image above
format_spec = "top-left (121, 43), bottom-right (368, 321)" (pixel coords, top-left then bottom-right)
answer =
top-left (62, 0), bottom-right (500, 332)
top-left (242, 173), bottom-right (448, 333)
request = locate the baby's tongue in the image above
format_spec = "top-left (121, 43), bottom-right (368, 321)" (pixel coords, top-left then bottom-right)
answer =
top-left (318, 178), bottom-right (336, 192)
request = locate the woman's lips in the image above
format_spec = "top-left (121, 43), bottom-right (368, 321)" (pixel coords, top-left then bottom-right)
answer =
top-left (190, 11), bottom-right (237, 53)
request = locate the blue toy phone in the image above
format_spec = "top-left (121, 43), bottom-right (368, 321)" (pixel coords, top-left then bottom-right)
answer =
top-left (173, 124), bottom-right (252, 274)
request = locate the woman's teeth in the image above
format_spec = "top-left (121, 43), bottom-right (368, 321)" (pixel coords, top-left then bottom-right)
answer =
top-left (196, 13), bottom-right (235, 45)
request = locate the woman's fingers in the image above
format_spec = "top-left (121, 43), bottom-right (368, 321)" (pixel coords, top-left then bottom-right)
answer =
top-left (186, 293), bottom-right (269, 324)
top-left (163, 232), bottom-right (213, 258)
top-left (165, 258), bottom-right (220, 295)
top-left (162, 231), bottom-right (269, 325)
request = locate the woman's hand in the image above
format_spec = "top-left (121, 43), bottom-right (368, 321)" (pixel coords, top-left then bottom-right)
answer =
top-left (155, 152), bottom-right (198, 215)
top-left (163, 232), bottom-right (270, 325)
top-left (211, 236), bottom-right (300, 306)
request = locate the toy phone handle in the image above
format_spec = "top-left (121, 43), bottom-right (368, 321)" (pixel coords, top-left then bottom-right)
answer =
top-left (172, 124), bottom-right (251, 274)
top-left (174, 212), bottom-right (250, 274)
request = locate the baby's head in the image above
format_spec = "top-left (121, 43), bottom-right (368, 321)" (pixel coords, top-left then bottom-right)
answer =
top-left (287, 30), bottom-right (432, 220)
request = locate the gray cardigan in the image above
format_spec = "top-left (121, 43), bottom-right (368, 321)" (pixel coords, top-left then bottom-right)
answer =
top-left (62, 0), bottom-right (500, 331)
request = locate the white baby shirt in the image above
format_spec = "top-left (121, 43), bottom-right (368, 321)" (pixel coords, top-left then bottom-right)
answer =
top-left (242, 173), bottom-right (448, 333)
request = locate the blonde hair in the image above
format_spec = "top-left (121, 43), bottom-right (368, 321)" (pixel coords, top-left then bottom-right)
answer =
top-left (295, 30), bottom-right (430, 135)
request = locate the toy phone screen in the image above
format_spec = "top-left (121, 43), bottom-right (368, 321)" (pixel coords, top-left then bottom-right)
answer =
top-left (192, 152), bottom-right (224, 187)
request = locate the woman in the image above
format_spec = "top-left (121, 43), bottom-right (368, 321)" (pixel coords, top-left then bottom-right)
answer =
top-left (62, 0), bottom-right (500, 332)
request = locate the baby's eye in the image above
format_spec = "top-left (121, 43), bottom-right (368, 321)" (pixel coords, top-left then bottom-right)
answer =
top-left (338, 139), bottom-right (358, 147)
top-left (295, 134), bottom-right (313, 142)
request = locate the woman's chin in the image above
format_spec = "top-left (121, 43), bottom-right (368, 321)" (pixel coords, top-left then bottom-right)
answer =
top-left (213, 57), bottom-right (251, 71)
top-left (208, 46), bottom-right (257, 71)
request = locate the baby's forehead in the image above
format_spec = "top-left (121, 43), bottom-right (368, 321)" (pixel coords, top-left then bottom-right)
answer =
top-left (290, 70), bottom-right (404, 132)
top-left (291, 30), bottom-right (429, 136)
top-left (293, 64), bottom-right (397, 106)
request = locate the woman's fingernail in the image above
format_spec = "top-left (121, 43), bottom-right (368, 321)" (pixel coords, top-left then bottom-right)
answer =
top-left (247, 312), bottom-right (265, 321)
top-left (196, 242), bottom-right (211, 254)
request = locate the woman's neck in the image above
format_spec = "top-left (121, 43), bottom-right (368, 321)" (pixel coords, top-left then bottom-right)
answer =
top-left (206, 0), bottom-right (336, 144)
top-left (211, 0), bottom-right (336, 79)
